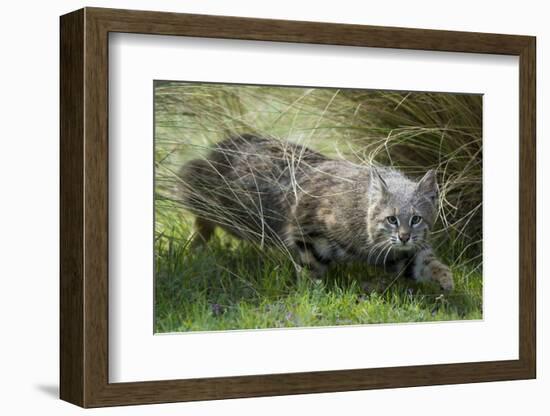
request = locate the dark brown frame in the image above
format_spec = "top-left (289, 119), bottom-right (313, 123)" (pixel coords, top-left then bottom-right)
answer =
top-left (60, 7), bottom-right (536, 408)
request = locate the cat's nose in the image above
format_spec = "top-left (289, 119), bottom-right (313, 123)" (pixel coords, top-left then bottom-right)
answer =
top-left (399, 233), bottom-right (410, 243)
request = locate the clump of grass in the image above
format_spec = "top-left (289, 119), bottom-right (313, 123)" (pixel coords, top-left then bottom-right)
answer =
top-left (154, 81), bottom-right (483, 332)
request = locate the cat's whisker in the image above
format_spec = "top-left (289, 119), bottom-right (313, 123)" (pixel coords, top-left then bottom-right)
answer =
top-left (382, 244), bottom-right (394, 270)
top-left (366, 240), bottom-right (390, 264)
top-left (374, 241), bottom-right (392, 266)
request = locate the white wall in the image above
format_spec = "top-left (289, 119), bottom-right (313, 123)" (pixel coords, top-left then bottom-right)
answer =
top-left (0, 0), bottom-right (545, 414)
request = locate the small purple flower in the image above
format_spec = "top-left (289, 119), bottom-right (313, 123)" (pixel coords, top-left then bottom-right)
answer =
top-left (211, 303), bottom-right (223, 316)
top-left (285, 312), bottom-right (294, 321)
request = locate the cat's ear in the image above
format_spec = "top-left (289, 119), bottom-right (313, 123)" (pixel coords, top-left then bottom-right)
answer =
top-left (416, 169), bottom-right (438, 203)
top-left (369, 168), bottom-right (389, 199)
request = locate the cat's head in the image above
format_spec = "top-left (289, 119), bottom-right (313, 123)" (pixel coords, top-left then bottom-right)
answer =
top-left (367, 169), bottom-right (438, 252)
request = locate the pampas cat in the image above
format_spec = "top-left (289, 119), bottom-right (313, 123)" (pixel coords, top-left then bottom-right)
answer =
top-left (177, 134), bottom-right (454, 291)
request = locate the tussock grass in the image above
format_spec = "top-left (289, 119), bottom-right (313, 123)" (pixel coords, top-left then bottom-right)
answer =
top-left (154, 82), bottom-right (483, 332)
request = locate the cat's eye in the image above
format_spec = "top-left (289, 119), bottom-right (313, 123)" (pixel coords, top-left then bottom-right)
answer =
top-left (411, 215), bottom-right (422, 225)
top-left (386, 216), bottom-right (398, 225)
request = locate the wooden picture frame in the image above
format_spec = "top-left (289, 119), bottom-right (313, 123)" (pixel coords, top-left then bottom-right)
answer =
top-left (60, 7), bottom-right (536, 408)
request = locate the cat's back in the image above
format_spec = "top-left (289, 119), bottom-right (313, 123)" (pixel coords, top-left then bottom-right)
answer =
top-left (181, 134), bottom-right (327, 189)
top-left (216, 134), bottom-right (326, 176)
top-left (177, 135), bottom-right (327, 242)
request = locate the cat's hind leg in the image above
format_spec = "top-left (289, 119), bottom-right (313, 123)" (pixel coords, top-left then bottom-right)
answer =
top-left (411, 247), bottom-right (454, 291)
top-left (293, 239), bottom-right (331, 281)
top-left (190, 217), bottom-right (216, 248)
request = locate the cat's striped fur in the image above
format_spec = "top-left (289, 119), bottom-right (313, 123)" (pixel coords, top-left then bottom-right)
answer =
top-left (177, 134), bottom-right (453, 291)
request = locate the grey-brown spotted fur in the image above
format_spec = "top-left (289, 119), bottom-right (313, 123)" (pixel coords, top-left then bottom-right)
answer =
top-left (178, 135), bottom-right (453, 291)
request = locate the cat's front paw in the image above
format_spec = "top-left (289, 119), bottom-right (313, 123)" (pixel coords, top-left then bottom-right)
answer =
top-left (432, 265), bottom-right (454, 292)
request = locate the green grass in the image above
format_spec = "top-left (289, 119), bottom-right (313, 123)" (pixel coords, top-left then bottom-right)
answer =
top-left (154, 82), bottom-right (483, 333)
top-left (155, 206), bottom-right (482, 333)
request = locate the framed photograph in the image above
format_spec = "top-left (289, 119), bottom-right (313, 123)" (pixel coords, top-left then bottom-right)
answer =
top-left (60, 7), bottom-right (536, 407)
